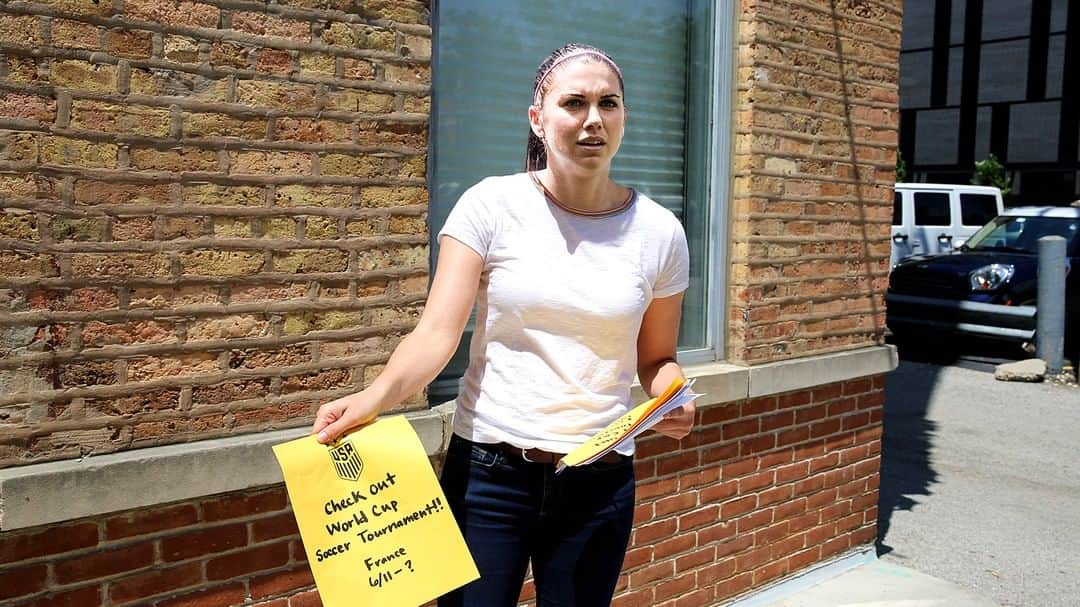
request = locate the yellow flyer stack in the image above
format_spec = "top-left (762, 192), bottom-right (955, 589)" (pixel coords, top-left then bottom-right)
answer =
top-left (272, 415), bottom-right (478, 607)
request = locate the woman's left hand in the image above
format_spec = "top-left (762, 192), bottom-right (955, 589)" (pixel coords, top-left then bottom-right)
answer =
top-left (651, 400), bottom-right (696, 440)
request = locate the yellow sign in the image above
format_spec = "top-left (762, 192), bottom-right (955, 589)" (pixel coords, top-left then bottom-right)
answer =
top-left (272, 415), bottom-right (479, 607)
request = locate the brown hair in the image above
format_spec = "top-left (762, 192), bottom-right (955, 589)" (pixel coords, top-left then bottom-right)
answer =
top-left (525, 43), bottom-right (625, 172)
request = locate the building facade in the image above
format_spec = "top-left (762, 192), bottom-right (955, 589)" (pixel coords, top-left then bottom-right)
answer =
top-left (900, 0), bottom-right (1079, 204)
top-left (0, 1), bottom-right (899, 605)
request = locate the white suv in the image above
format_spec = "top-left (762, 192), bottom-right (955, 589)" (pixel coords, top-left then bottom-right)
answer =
top-left (891, 183), bottom-right (1004, 267)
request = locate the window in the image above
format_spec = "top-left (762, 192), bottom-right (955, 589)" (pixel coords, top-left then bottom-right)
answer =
top-left (892, 192), bottom-right (903, 226)
top-left (959, 193), bottom-right (999, 226)
top-left (914, 192), bottom-right (950, 226)
top-left (429, 0), bottom-right (732, 400)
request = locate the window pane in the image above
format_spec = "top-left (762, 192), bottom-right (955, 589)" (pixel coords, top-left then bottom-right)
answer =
top-left (960, 194), bottom-right (999, 226)
top-left (892, 192), bottom-right (902, 226)
top-left (430, 0), bottom-right (706, 400)
top-left (914, 192), bottom-right (950, 226)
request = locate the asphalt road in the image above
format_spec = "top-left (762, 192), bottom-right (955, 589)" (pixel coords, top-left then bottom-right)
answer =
top-left (877, 354), bottom-right (1080, 607)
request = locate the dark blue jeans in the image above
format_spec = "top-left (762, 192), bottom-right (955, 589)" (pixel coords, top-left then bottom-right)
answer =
top-left (438, 434), bottom-right (636, 607)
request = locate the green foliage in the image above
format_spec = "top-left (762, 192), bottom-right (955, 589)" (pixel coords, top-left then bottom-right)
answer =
top-left (971, 154), bottom-right (1011, 196)
top-left (896, 150), bottom-right (908, 183)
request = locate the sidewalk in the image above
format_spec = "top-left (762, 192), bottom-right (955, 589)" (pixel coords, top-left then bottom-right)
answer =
top-left (761, 559), bottom-right (1000, 607)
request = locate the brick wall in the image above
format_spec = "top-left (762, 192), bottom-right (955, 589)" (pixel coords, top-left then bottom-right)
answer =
top-left (0, 0), bottom-right (432, 467)
top-left (728, 0), bottom-right (902, 364)
top-left (0, 376), bottom-right (883, 607)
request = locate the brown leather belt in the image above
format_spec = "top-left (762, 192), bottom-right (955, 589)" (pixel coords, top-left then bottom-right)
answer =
top-left (487, 442), bottom-right (626, 466)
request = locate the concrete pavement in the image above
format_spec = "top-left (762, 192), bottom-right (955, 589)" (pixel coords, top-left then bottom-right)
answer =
top-left (760, 559), bottom-right (1000, 606)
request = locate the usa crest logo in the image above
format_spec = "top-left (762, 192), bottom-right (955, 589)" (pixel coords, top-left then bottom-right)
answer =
top-left (329, 440), bottom-right (363, 481)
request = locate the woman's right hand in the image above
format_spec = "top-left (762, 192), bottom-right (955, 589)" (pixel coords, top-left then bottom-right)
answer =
top-left (312, 390), bottom-right (382, 444)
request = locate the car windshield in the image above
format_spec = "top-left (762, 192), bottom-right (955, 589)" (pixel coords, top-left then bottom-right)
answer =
top-left (965, 215), bottom-right (1080, 254)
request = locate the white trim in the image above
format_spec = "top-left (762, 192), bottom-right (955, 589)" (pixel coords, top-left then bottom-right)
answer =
top-left (0, 347), bottom-right (896, 531)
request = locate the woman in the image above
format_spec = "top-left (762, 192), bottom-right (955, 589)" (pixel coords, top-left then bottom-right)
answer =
top-left (312, 43), bottom-right (694, 606)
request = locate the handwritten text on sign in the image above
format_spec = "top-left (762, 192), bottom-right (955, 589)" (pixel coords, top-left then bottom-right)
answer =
top-left (273, 415), bottom-right (478, 606)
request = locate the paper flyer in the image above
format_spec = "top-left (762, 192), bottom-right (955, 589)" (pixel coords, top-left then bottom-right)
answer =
top-left (272, 415), bottom-right (478, 607)
top-left (557, 377), bottom-right (699, 472)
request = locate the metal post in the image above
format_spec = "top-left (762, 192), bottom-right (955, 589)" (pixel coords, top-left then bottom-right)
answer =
top-left (1036, 236), bottom-right (1067, 375)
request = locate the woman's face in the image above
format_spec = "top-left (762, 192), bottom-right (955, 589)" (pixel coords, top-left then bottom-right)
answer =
top-left (529, 59), bottom-right (625, 175)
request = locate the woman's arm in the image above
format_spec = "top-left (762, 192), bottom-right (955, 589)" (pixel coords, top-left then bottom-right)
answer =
top-left (312, 237), bottom-right (484, 443)
top-left (636, 292), bottom-right (695, 440)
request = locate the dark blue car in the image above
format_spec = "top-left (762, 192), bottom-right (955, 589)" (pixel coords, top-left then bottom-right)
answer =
top-left (886, 206), bottom-right (1079, 352)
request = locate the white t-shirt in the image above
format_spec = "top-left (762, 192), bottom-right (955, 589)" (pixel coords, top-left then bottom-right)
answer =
top-left (438, 172), bottom-right (689, 455)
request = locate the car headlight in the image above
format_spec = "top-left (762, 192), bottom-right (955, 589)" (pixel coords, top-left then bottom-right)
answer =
top-left (969, 264), bottom-right (1014, 291)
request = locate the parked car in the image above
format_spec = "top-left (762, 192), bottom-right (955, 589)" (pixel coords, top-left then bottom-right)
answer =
top-left (887, 206), bottom-right (1079, 350)
top-left (891, 183), bottom-right (1004, 267)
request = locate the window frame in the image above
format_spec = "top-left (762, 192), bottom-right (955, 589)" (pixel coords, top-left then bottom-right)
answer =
top-left (425, 0), bottom-right (737, 375)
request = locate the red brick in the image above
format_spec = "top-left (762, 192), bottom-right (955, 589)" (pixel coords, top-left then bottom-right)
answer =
top-left (735, 509), bottom-right (772, 534)
top-left (161, 523), bottom-right (248, 562)
top-left (0, 522), bottom-right (99, 565)
top-left (759, 485), bottom-right (794, 507)
top-left (738, 470), bottom-right (775, 493)
top-left (206, 541), bottom-right (290, 580)
top-left (674, 588), bottom-right (715, 607)
top-left (202, 488), bottom-right (287, 521)
top-left (108, 563), bottom-right (202, 604)
top-left (761, 411), bottom-right (794, 431)
top-left (722, 418), bottom-right (759, 440)
top-left (699, 556), bottom-right (736, 582)
top-left (775, 498), bottom-right (808, 521)
top-left (805, 523), bottom-right (833, 546)
top-left (823, 465), bottom-right (855, 488)
top-left (698, 521), bottom-right (737, 545)
top-left (655, 570), bottom-right (696, 601)
top-left (769, 534), bottom-right (806, 560)
top-left (655, 491), bottom-right (698, 517)
top-left (787, 546), bottom-right (822, 571)
top-left (806, 487), bottom-right (839, 511)
top-left (54, 542), bottom-right (155, 584)
top-left (842, 411), bottom-right (871, 431)
top-left (852, 524), bottom-right (877, 545)
top-left (105, 505), bottom-right (199, 540)
top-left (699, 480), bottom-right (737, 504)
top-left (636, 478), bottom-right (677, 500)
top-left (794, 404), bottom-right (827, 424)
top-left (250, 566), bottom-right (315, 599)
top-left (809, 452), bottom-right (840, 474)
top-left (0, 563), bottom-right (47, 600)
top-left (742, 396), bottom-right (777, 415)
top-left (776, 461), bottom-right (810, 483)
top-left (657, 451), bottom-right (700, 477)
top-left (701, 442), bottom-right (739, 465)
top-left (827, 397), bottom-right (858, 417)
top-left (678, 467), bottom-right (721, 491)
top-left (842, 377), bottom-right (873, 395)
top-left (678, 505), bottom-right (720, 532)
top-left (721, 457), bottom-right (756, 479)
top-left (720, 495), bottom-right (756, 519)
top-left (628, 560), bottom-right (673, 586)
top-left (654, 533), bottom-right (697, 560)
top-left (252, 511), bottom-right (300, 542)
top-left (675, 545), bottom-right (716, 573)
top-left (155, 583), bottom-right (248, 607)
top-left (778, 390), bottom-right (811, 408)
top-left (754, 559), bottom-right (788, 585)
top-left (811, 383), bottom-right (843, 402)
top-left (27, 586), bottom-right (102, 607)
top-left (622, 546), bottom-right (653, 570)
top-left (740, 434), bottom-right (776, 456)
top-left (821, 534), bottom-right (851, 558)
top-left (699, 402), bottom-right (740, 425)
top-left (714, 571), bottom-right (753, 601)
top-left (612, 586), bottom-right (655, 607)
top-left (634, 518), bottom-right (677, 545)
top-left (794, 475), bottom-right (825, 496)
top-left (857, 390), bottom-right (885, 409)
